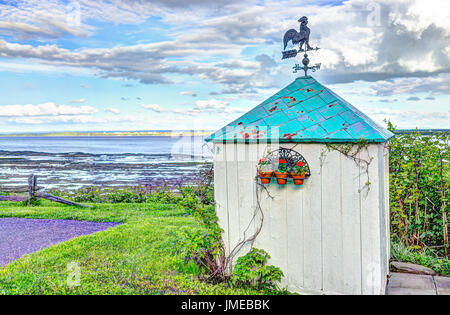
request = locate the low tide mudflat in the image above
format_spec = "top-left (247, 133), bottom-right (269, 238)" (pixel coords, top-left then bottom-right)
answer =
top-left (0, 136), bottom-right (212, 191)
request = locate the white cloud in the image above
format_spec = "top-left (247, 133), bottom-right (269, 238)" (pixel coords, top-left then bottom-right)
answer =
top-left (369, 74), bottom-right (450, 96)
top-left (0, 0), bottom-right (94, 39)
top-left (180, 91), bottom-right (197, 97)
top-left (9, 114), bottom-right (139, 125)
top-left (105, 108), bottom-right (121, 114)
top-left (0, 103), bottom-right (98, 117)
top-left (361, 107), bottom-right (450, 128)
top-left (0, 0), bottom-right (449, 131)
top-left (172, 99), bottom-right (247, 116)
top-left (141, 104), bottom-right (165, 112)
top-left (194, 99), bottom-right (228, 110)
top-left (141, 99), bottom-right (246, 117)
top-left (1, 0), bottom-right (449, 93)
top-left (68, 98), bottom-right (87, 104)
top-left (379, 98), bottom-right (398, 103)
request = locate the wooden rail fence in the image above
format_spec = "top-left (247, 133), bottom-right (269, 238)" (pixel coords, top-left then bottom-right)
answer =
top-left (0, 174), bottom-right (91, 208)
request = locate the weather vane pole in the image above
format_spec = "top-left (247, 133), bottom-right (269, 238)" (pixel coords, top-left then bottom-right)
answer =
top-left (282, 16), bottom-right (321, 77)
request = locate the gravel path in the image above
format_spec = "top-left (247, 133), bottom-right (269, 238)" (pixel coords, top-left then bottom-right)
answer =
top-left (0, 218), bottom-right (118, 267)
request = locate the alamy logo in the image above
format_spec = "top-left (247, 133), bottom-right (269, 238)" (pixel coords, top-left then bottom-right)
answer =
top-left (367, 2), bottom-right (381, 27)
top-left (67, 261), bottom-right (81, 287)
top-left (66, 1), bottom-right (82, 27)
top-left (365, 262), bottom-right (380, 293)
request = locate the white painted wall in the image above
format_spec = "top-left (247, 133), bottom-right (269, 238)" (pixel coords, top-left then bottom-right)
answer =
top-left (213, 142), bottom-right (390, 295)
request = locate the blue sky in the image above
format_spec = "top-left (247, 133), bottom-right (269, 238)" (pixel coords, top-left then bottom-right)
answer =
top-left (0, 0), bottom-right (449, 133)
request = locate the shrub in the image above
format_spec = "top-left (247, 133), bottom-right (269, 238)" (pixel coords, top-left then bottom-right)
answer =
top-left (231, 248), bottom-right (284, 292)
top-left (176, 195), bottom-right (225, 281)
top-left (179, 184), bottom-right (214, 206)
top-left (387, 121), bottom-right (449, 257)
top-left (72, 186), bottom-right (104, 203)
top-left (146, 186), bottom-right (181, 204)
top-left (107, 186), bottom-right (147, 203)
top-left (51, 185), bottom-right (181, 204)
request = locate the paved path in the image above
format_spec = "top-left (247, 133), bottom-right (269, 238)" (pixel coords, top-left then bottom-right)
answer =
top-left (387, 272), bottom-right (450, 295)
top-left (0, 218), bottom-right (118, 267)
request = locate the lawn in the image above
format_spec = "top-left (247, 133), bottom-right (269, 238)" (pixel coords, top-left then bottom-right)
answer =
top-left (0, 201), bottom-right (260, 295)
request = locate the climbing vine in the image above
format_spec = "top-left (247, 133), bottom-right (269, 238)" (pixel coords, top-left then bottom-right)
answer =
top-left (323, 138), bottom-right (374, 193)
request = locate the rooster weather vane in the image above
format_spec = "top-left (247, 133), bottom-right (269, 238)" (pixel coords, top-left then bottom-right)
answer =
top-left (282, 16), bottom-right (321, 77)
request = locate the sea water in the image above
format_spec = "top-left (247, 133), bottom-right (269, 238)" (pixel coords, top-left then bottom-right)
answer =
top-left (0, 136), bottom-right (213, 191)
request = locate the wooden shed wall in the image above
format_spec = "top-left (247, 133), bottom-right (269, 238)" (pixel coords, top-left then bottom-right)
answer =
top-left (213, 142), bottom-right (390, 295)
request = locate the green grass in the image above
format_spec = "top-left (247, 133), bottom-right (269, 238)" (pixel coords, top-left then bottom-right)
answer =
top-left (0, 201), bottom-right (260, 295)
top-left (390, 241), bottom-right (450, 277)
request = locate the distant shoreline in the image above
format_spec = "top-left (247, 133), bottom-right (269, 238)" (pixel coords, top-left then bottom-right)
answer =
top-left (0, 131), bottom-right (213, 137)
top-left (2, 129), bottom-right (447, 137)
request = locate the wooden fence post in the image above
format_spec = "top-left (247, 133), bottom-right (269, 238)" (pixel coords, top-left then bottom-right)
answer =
top-left (0, 174), bottom-right (91, 208)
top-left (28, 174), bottom-right (37, 206)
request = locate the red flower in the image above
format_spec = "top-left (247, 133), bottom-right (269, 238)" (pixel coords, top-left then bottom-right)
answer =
top-left (296, 161), bottom-right (305, 166)
top-left (259, 158), bottom-right (267, 163)
top-left (279, 159), bottom-right (287, 164)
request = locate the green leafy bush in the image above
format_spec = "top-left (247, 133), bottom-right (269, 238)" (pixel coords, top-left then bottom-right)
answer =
top-left (231, 248), bottom-right (284, 292)
top-left (146, 186), bottom-right (181, 204)
top-left (192, 205), bottom-right (224, 259)
top-left (179, 185), bottom-right (214, 206)
top-left (387, 122), bottom-right (449, 257)
top-left (106, 186), bottom-right (148, 203)
top-left (72, 186), bottom-right (104, 203)
top-left (51, 185), bottom-right (182, 204)
top-left (177, 197), bottom-right (225, 281)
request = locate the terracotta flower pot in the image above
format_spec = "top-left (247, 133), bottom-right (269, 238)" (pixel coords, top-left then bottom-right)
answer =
top-left (274, 171), bottom-right (288, 185)
top-left (259, 170), bottom-right (273, 184)
top-left (291, 172), bottom-right (306, 185)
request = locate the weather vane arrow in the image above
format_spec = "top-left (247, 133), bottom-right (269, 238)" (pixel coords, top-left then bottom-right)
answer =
top-left (282, 16), bottom-right (321, 77)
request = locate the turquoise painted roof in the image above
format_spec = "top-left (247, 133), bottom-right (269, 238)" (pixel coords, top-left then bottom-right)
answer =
top-left (206, 76), bottom-right (394, 143)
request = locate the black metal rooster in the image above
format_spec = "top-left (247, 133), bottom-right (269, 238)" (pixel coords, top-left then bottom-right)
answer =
top-left (283, 16), bottom-right (313, 51)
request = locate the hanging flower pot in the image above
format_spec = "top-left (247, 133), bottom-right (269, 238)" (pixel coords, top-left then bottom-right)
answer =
top-left (291, 172), bottom-right (306, 185)
top-left (275, 171), bottom-right (289, 185)
top-left (259, 170), bottom-right (273, 184)
top-left (291, 161), bottom-right (308, 185)
top-left (275, 159), bottom-right (289, 185)
top-left (258, 158), bottom-right (273, 184)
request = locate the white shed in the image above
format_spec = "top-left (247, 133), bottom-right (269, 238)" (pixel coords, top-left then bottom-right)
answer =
top-left (206, 76), bottom-right (394, 295)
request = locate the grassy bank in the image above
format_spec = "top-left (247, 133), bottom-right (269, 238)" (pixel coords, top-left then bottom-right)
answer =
top-left (0, 201), bottom-right (260, 295)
